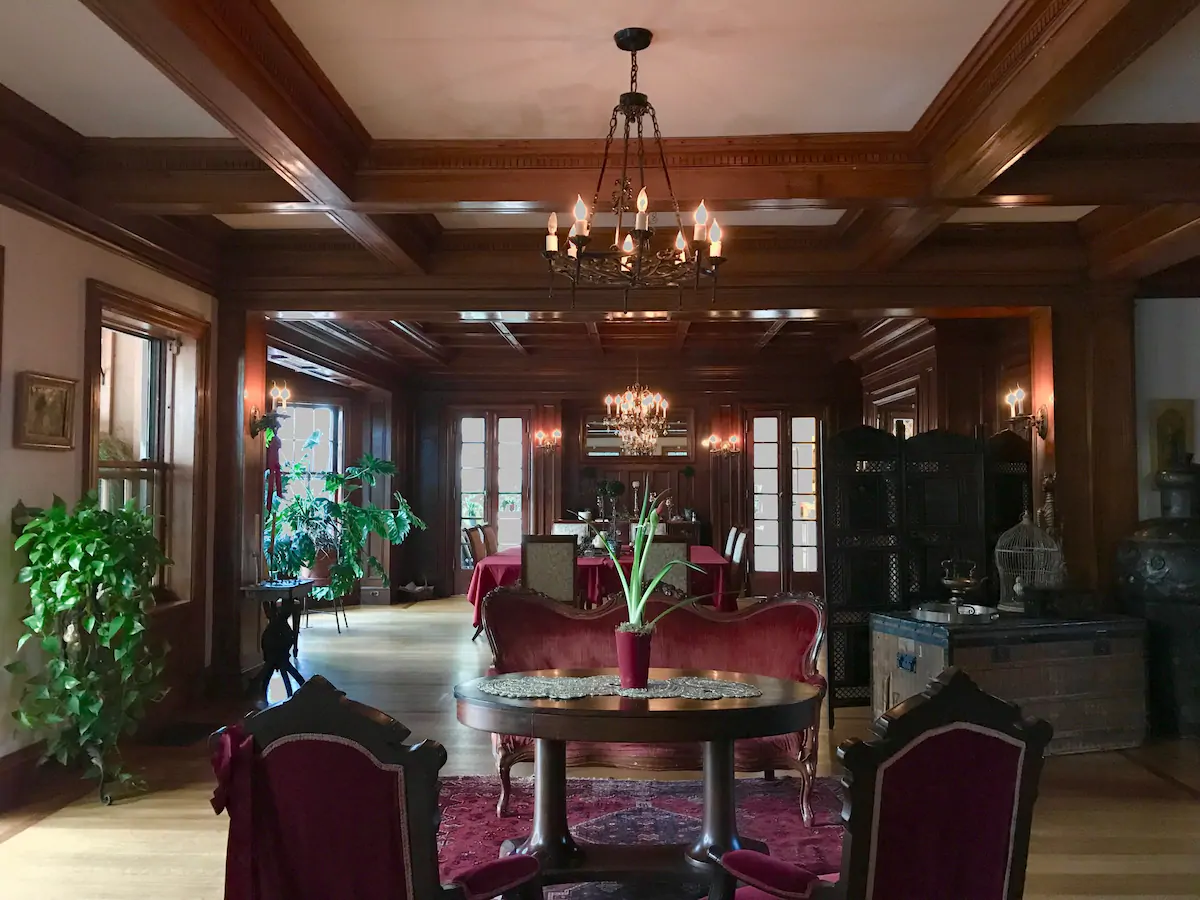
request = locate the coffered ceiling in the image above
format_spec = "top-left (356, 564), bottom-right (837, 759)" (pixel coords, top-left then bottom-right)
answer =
top-left (2, 0), bottom-right (1200, 375)
top-left (271, 0), bottom-right (1011, 138)
top-left (0, 0), bottom-right (228, 137)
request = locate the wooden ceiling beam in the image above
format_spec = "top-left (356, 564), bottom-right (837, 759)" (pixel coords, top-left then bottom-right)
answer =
top-left (492, 322), bottom-right (528, 355)
top-left (268, 322), bottom-right (401, 388)
top-left (1084, 204), bottom-right (1200, 279)
top-left (79, 0), bottom-right (431, 273)
top-left (852, 0), bottom-right (1200, 268)
top-left (382, 320), bottom-right (450, 366)
top-left (753, 320), bottom-right (788, 351)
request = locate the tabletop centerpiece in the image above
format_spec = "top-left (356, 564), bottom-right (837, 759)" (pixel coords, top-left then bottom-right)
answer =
top-left (584, 489), bottom-right (705, 688)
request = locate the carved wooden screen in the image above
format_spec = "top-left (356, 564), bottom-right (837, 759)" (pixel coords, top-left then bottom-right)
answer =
top-left (821, 425), bottom-right (903, 723)
top-left (901, 429), bottom-right (987, 605)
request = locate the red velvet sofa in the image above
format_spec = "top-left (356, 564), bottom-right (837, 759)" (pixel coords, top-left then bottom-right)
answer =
top-left (480, 587), bottom-right (827, 824)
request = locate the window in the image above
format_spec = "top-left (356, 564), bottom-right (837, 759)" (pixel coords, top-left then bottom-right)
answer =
top-left (86, 281), bottom-right (210, 603)
top-left (791, 416), bottom-right (819, 573)
top-left (274, 403), bottom-right (342, 501)
top-left (456, 413), bottom-right (529, 577)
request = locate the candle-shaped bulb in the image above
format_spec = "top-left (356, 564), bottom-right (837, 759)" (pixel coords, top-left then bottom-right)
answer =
top-left (622, 232), bottom-right (634, 254)
top-left (551, 428), bottom-right (562, 440)
top-left (661, 399), bottom-right (669, 413)
top-left (535, 429), bottom-right (546, 442)
top-left (567, 222), bottom-right (578, 257)
top-left (545, 211), bottom-right (559, 252)
top-left (709, 219), bottom-right (723, 258)
top-left (547, 212), bottom-right (558, 234)
top-left (708, 433), bottom-right (721, 446)
top-left (634, 186), bottom-right (649, 230)
top-left (573, 195), bottom-right (587, 223)
top-left (675, 230), bottom-right (687, 252)
top-left (1014, 385), bottom-right (1026, 414)
top-left (693, 200), bottom-right (708, 241)
top-left (279, 384), bottom-right (290, 410)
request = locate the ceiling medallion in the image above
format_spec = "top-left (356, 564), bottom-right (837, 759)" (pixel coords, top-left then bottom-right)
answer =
top-left (604, 382), bottom-right (669, 456)
top-left (542, 27), bottom-right (726, 307)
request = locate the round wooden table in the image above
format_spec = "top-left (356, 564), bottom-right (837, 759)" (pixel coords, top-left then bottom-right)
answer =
top-left (454, 667), bottom-right (823, 898)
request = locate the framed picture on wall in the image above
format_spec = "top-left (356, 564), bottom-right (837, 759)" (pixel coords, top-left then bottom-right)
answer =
top-left (1147, 398), bottom-right (1195, 473)
top-left (14, 371), bottom-right (77, 450)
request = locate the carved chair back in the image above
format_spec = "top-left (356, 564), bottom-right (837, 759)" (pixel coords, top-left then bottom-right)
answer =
top-left (481, 523), bottom-right (499, 556)
top-left (836, 668), bottom-right (1053, 900)
top-left (463, 526), bottom-right (487, 566)
top-left (211, 676), bottom-right (446, 900)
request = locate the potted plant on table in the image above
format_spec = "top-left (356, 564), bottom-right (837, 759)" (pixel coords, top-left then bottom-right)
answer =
top-left (268, 436), bottom-right (426, 606)
top-left (585, 489), bottom-right (707, 689)
top-left (5, 495), bottom-right (170, 803)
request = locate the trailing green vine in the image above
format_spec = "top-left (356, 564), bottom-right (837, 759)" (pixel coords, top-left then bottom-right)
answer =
top-left (5, 494), bottom-right (170, 803)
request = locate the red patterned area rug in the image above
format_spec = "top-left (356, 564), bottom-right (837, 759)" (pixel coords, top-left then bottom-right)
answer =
top-left (438, 776), bottom-right (844, 900)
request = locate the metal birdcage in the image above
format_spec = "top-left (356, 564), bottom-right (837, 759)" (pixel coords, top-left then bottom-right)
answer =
top-left (995, 512), bottom-right (1065, 611)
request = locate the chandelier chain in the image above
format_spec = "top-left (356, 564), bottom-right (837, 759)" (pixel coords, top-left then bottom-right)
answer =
top-left (590, 106), bottom-right (621, 236)
top-left (630, 50), bottom-right (638, 93)
top-left (650, 107), bottom-right (686, 240)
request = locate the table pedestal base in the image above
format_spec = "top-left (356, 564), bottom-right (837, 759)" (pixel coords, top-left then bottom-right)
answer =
top-left (501, 737), bottom-right (761, 897)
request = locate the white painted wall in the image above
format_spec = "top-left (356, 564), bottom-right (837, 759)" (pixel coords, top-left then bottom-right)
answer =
top-left (1134, 297), bottom-right (1200, 521)
top-left (0, 205), bottom-right (214, 758)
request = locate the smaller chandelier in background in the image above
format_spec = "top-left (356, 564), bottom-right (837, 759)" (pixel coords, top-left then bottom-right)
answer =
top-left (703, 433), bottom-right (742, 456)
top-left (604, 385), bottom-right (669, 456)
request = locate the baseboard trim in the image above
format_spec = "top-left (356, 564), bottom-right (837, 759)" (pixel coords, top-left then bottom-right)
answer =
top-left (0, 740), bottom-right (44, 814)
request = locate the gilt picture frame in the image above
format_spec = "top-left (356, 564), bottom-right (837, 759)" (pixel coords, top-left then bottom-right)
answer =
top-left (15, 371), bottom-right (77, 450)
top-left (1147, 398), bottom-right (1195, 474)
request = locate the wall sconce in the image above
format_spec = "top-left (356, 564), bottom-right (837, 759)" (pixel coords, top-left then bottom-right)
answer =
top-left (1005, 385), bottom-right (1049, 441)
top-left (703, 432), bottom-right (742, 456)
top-left (534, 428), bottom-right (562, 454)
top-left (249, 380), bottom-right (292, 438)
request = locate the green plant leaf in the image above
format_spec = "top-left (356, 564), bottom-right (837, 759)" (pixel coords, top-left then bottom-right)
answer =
top-left (16, 633), bottom-right (32, 653)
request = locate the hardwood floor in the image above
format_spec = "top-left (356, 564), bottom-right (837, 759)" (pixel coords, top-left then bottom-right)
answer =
top-left (0, 599), bottom-right (1197, 899)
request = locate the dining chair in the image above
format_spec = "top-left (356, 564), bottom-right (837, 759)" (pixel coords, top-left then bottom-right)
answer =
top-left (641, 538), bottom-right (689, 591)
top-left (726, 529), bottom-right (749, 605)
top-left (464, 526), bottom-right (487, 567)
top-left (720, 668), bottom-right (1052, 900)
top-left (550, 521), bottom-right (589, 543)
top-left (521, 534), bottom-right (578, 605)
top-left (723, 525), bottom-right (741, 559)
top-left (209, 676), bottom-right (542, 900)
top-left (481, 523), bottom-right (499, 556)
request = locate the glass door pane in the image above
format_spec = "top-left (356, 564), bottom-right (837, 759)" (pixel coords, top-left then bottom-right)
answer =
top-left (495, 417), bottom-right (525, 550)
top-left (459, 416), bottom-right (486, 568)
top-left (752, 416), bottom-right (780, 575)
top-left (791, 417), bottom-right (820, 573)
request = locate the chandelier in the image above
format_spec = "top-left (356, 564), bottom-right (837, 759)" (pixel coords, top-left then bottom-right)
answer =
top-left (542, 28), bottom-right (726, 304)
top-left (604, 383), bottom-right (669, 456)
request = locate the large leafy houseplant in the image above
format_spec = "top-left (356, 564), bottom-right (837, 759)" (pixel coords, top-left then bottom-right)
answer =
top-left (5, 495), bottom-right (169, 802)
top-left (269, 441), bottom-right (426, 603)
top-left (585, 488), bottom-right (706, 688)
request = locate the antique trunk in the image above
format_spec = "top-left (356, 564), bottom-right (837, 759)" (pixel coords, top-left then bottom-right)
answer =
top-left (871, 611), bottom-right (1146, 754)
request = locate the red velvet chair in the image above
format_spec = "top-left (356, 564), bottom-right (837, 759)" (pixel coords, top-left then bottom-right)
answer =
top-left (481, 586), bottom-right (826, 824)
top-left (721, 668), bottom-right (1053, 900)
top-left (210, 676), bottom-right (541, 900)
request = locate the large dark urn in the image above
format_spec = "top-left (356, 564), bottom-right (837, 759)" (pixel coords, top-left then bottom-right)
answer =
top-left (1115, 458), bottom-right (1200, 737)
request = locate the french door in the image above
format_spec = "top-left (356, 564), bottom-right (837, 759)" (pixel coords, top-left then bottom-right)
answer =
top-left (454, 412), bottom-right (529, 593)
top-left (748, 412), bottom-right (822, 597)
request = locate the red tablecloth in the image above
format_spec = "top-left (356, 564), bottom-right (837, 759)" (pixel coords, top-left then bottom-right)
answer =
top-left (467, 545), bottom-right (732, 626)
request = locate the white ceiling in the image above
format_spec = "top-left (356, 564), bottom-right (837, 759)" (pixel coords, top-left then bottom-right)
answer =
top-left (0, 0), bottom-right (228, 137)
top-left (436, 208), bottom-right (847, 230)
top-left (1070, 6), bottom-right (1200, 125)
top-left (216, 212), bottom-right (338, 230)
top-left (947, 206), bottom-right (1097, 224)
top-left (273, 0), bottom-right (1009, 139)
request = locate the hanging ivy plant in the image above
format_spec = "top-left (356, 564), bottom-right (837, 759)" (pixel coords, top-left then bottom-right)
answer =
top-left (5, 494), bottom-right (170, 803)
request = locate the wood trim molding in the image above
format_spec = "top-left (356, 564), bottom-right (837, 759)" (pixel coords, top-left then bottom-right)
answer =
top-left (82, 280), bottom-right (212, 617)
top-left (1083, 204), bottom-right (1200, 279)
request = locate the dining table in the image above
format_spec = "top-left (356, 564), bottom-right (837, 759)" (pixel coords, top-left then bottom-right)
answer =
top-left (466, 544), bottom-right (733, 627)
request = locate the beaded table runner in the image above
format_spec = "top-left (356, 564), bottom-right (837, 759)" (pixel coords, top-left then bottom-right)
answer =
top-left (477, 674), bottom-right (762, 700)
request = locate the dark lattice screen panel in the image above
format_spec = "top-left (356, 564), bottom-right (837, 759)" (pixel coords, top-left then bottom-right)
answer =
top-left (983, 429), bottom-right (1034, 603)
top-left (821, 423), bottom-right (1032, 725)
top-left (901, 429), bottom-right (987, 604)
top-left (821, 425), bottom-right (902, 722)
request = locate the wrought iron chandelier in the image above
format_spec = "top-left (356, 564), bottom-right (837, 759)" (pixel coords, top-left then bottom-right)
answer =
top-left (604, 382), bottom-right (669, 456)
top-left (542, 28), bottom-right (726, 305)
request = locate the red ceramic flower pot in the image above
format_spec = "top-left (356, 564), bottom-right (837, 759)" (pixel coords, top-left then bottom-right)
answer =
top-left (614, 629), bottom-right (653, 689)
